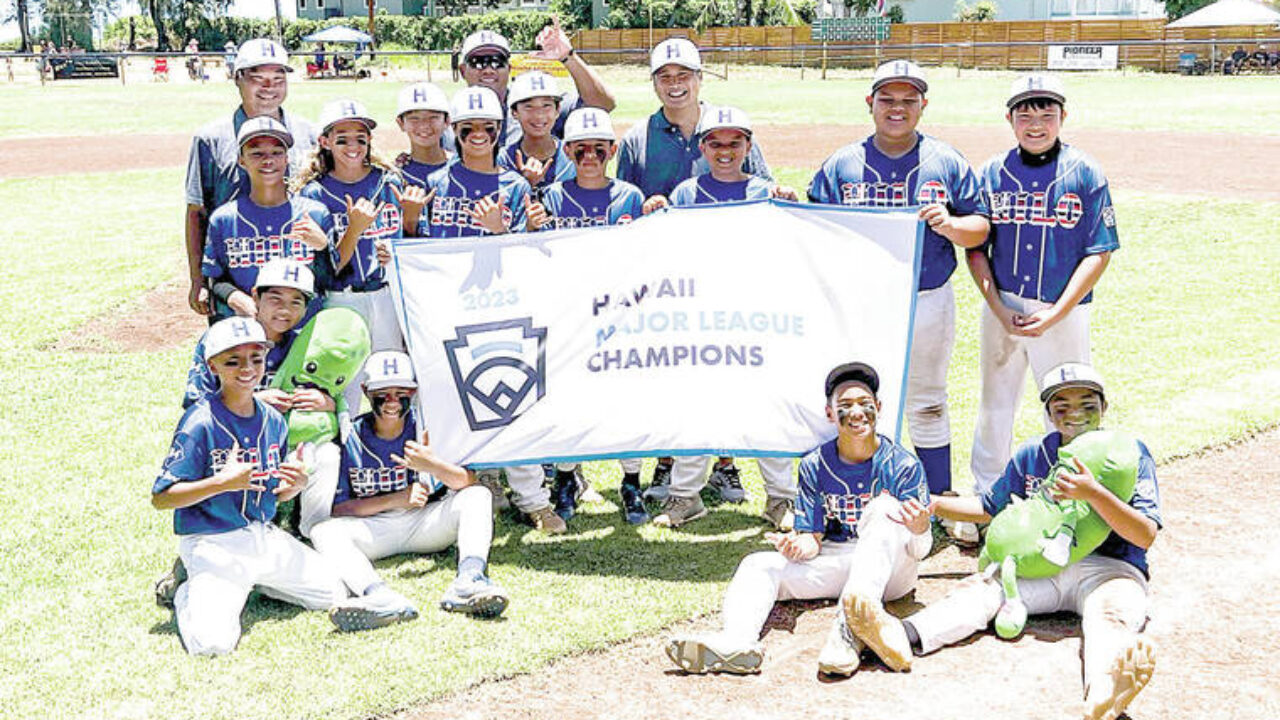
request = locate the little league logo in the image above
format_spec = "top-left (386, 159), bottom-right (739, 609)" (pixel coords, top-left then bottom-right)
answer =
top-left (444, 318), bottom-right (548, 431)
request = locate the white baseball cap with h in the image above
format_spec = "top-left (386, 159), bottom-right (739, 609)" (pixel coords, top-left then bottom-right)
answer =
top-left (204, 317), bottom-right (272, 361)
top-left (563, 107), bottom-right (616, 143)
top-left (363, 351), bottom-right (418, 391)
top-left (318, 99), bottom-right (377, 134)
top-left (235, 38), bottom-right (293, 73)
top-left (1040, 362), bottom-right (1106, 404)
top-left (1007, 73), bottom-right (1067, 109)
top-left (236, 116), bottom-right (294, 148)
top-left (507, 70), bottom-right (564, 109)
top-left (650, 38), bottom-right (701, 74)
top-left (698, 105), bottom-right (752, 139)
top-left (871, 59), bottom-right (929, 94)
top-left (254, 258), bottom-right (315, 299)
top-left (461, 29), bottom-right (511, 60)
top-left (397, 82), bottom-right (450, 118)
top-left (450, 86), bottom-right (504, 123)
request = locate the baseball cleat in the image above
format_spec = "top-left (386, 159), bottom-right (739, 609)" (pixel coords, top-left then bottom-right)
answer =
top-left (329, 589), bottom-right (420, 633)
top-left (643, 460), bottom-right (673, 502)
top-left (524, 504), bottom-right (567, 534)
top-left (817, 616), bottom-right (864, 677)
top-left (619, 476), bottom-right (649, 525)
top-left (665, 635), bottom-right (763, 675)
top-left (843, 593), bottom-right (912, 672)
top-left (575, 466), bottom-right (605, 504)
top-left (708, 461), bottom-right (747, 503)
top-left (652, 495), bottom-right (708, 528)
top-left (551, 470), bottom-right (578, 522)
top-left (153, 556), bottom-right (187, 609)
top-left (440, 576), bottom-right (509, 619)
top-left (761, 496), bottom-right (795, 532)
top-left (1084, 636), bottom-right (1156, 720)
top-left (475, 470), bottom-right (510, 512)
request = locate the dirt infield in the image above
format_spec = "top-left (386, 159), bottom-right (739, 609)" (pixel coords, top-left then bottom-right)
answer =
top-left (403, 429), bottom-right (1280, 720)
top-left (4, 124), bottom-right (1279, 202)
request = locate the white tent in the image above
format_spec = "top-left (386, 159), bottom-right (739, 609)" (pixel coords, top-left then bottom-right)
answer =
top-left (302, 26), bottom-right (373, 44)
top-left (1167, 0), bottom-right (1280, 28)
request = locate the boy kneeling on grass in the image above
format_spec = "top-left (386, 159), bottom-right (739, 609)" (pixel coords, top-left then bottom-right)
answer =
top-left (315, 351), bottom-right (508, 631)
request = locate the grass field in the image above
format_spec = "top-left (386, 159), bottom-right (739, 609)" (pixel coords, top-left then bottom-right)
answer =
top-left (1, 66), bottom-right (1279, 720)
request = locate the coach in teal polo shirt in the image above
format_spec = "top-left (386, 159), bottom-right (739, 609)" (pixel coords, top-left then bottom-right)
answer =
top-left (616, 38), bottom-right (772, 204)
top-left (184, 38), bottom-right (317, 317)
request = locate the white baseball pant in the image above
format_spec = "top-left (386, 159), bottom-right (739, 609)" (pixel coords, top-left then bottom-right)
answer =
top-left (309, 484), bottom-right (494, 596)
top-left (326, 287), bottom-right (406, 414)
top-left (667, 456), bottom-right (796, 500)
top-left (905, 283), bottom-right (956, 450)
top-left (174, 522), bottom-right (347, 656)
top-left (970, 292), bottom-right (1090, 495)
top-left (718, 495), bottom-right (932, 646)
top-left (505, 464), bottom-right (550, 512)
top-left (298, 441), bottom-right (341, 538)
top-left (905, 555), bottom-right (1148, 694)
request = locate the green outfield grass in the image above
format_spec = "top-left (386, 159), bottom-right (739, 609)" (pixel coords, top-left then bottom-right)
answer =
top-left (2, 73), bottom-right (1279, 720)
top-left (2, 64), bottom-right (1280, 139)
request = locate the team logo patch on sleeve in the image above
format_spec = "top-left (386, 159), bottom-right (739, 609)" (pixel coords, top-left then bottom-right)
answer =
top-left (1102, 206), bottom-right (1117, 228)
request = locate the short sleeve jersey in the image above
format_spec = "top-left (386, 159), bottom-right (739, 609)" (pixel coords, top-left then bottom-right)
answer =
top-left (794, 436), bottom-right (930, 543)
top-left (185, 106), bottom-right (317, 212)
top-left (670, 174), bottom-right (772, 206)
top-left (401, 156), bottom-right (452, 187)
top-left (498, 139), bottom-right (577, 192)
top-left (422, 162), bottom-right (531, 239)
top-left (299, 168), bottom-right (403, 292)
top-left (153, 396), bottom-right (290, 535)
top-left (978, 143), bottom-right (1119, 304)
top-left (539, 179), bottom-right (644, 230)
top-left (808, 133), bottom-right (989, 291)
top-left (333, 413), bottom-right (442, 507)
top-left (182, 328), bottom-right (298, 408)
top-left (983, 431), bottom-right (1162, 578)
top-left (616, 105), bottom-right (773, 199)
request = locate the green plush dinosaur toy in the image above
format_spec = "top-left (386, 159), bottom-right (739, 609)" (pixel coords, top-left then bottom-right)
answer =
top-left (978, 429), bottom-right (1141, 640)
top-left (269, 307), bottom-right (371, 447)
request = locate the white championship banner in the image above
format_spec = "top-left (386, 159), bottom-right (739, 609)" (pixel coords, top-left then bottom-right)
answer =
top-left (389, 200), bottom-right (923, 468)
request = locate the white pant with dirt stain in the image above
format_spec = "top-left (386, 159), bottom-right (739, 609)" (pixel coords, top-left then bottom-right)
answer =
top-left (905, 283), bottom-right (957, 449)
top-left (309, 484), bottom-right (493, 596)
top-left (668, 456), bottom-right (797, 500)
top-left (174, 522), bottom-right (347, 656)
top-left (906, 554), bottom-right (1148, 693)
top-left (718, 495), bottom-right (932, 645)
top-left (970, 292), bottom-right (1091, 495)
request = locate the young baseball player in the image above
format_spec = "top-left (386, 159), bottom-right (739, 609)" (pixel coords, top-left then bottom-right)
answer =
top-left (316, 351), bottom-right (508, 629)
top-left (892, 362), bottom-right (1159, 720)
top-left (967, 74), bottom-right (1119, 497)
top-left (499, 71), bottom-right (576, 194)
top-left (185, 38), bottom-right (316, 318)
top-left (654, 105), bottom-right (800, 530)
top-left (615, 38), bottom-right (775, 502)
top-left (152, 317), bottom-right (352, 655)
top-left (395, 82), bottom-right (454, 190)
top-left (665, 362), bottom-right (932, 676)
top-left (808, 59), bottom-right (990, 504)
top-left (525, 106), bottom-right (648, 524)
top-left (201, 116), bottom-right (335, 322)
top-left (296, 99), bottom-right (425, 411)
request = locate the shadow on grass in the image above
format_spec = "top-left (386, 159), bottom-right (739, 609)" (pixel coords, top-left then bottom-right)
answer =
top-left (148, 593), bottom-right (308, 643)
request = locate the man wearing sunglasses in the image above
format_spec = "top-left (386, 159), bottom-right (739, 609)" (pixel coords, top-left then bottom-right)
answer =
top-left (457, 21), bottom-right (616, 148)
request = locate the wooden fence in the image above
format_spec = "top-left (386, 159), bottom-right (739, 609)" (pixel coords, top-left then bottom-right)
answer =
top-left (572, 19), bottom-right (1280, 72)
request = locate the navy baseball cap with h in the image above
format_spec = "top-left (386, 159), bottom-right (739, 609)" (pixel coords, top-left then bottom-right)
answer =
top-left (825, 362), bottom-right (880, 399)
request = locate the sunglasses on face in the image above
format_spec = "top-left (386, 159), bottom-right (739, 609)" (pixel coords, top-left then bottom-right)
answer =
top-left (458, 123), bottom-right (499, 142)
top-left (572, 144), bottom-right (610, 162)
top-left (466, 54), bottom-right (508, 70)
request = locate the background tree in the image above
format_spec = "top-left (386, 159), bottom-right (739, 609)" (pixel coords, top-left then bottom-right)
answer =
top-left (1163, 0), bottom-right (1219, 20)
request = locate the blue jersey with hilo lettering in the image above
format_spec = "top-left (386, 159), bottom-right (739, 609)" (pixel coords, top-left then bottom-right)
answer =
top-left (498, 139), bottom-right (577, 192)
top-left (299, 168), bottom-right (403, 292)
top-left (808, 133), bottom-right (989, 291)
top-left (977, 143), bottom-right (1119, 304)
top-left (669, 174), bottom-right (773, 206)
top-left (794, 436), bottom-right (929, 544)
top-left (539, 179), bottom-right (644, 229)
top-left (333, 413), bottom-right (443, 507)
top-left (182, 328), bottom-right (298, 408)
top-left (153, 396), bottom-right (291, 535)
top-left (201, 195), bottom-right (336, 318)
top-left (422, 162), bottom-right (531, 238)
top-left (616, 104), bottom-right (773, 199)
top-left (984, 431), bottom-right (1161, 578)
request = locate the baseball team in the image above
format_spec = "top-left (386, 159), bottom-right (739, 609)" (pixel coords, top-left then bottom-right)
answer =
top-left (153, 21), bottom-right (1159, 720)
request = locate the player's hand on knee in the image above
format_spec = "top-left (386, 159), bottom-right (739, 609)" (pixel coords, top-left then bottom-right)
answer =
top-left (188, 281), bottom-right (210, 316)
top-left (766, 531), bottom-right (818, 562)
top-left (525, 195), bottom-right (549, 231)
top-left (215, 441), bottom-right (264, 493)
top-left (770, 184), bottom-right (799, 201)
top-left (469, 195), bottom-right (509, 234)
top-left (288, 216), bottom-right (330, 251)
top-left (227, 290), bottom-right (257, 318)
top-left (642, 194), bottom-right (668, 215)
top-left (889, 497), bottom-right (933, 535)
top-left (407, 482), bottom-right (430, 508)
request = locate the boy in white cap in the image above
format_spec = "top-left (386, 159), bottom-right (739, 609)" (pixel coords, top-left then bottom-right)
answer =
top-left (655, 105), bottom-right (799, 531)
top-left (395, 82), bottom-right (454, 188)
top-left (808, 59), bottom-right (990, 509)
top-left (967, 74), bottom-right (1120, 497)
top-left (151, 317), bottom-right (353, 655)
top-left (665, 362), bottom-right (933, 677)
top-left (500, 70), bottom-right (576, 193)
top-left (893, 362), bottom-right (1159, 720)
top-left (316, 351), bottom-right (509, 629)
